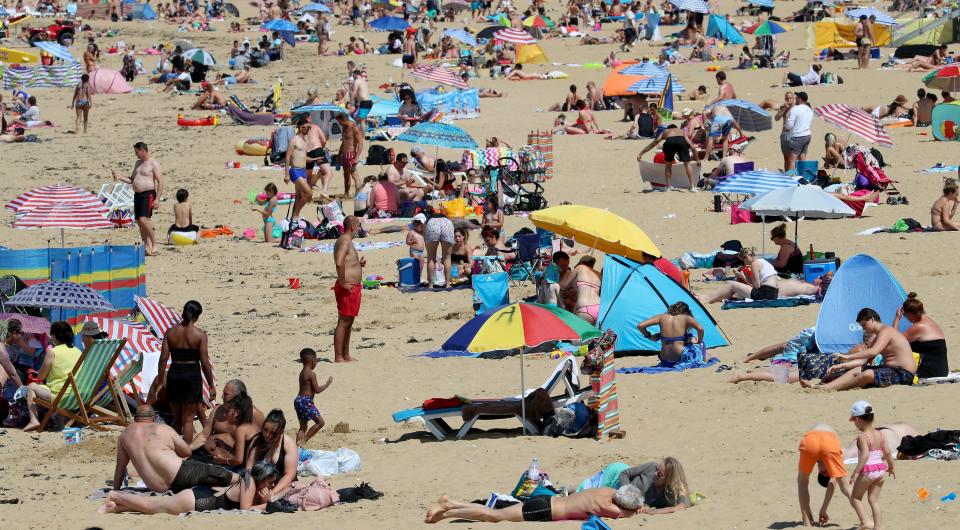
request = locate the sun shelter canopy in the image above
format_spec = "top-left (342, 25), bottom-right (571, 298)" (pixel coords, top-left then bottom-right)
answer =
top-left (811, 20), bottom-right (892, 49)
top-left (815, 254), bottom-right (910, 353)
top-left (598, 256), bottom-right (729, 353)
top-left (669, 0), bottom-right (710, 13)
top-left (89, 69), bottom-right (132, 94)
top-left (706, 14), bottom-right (746, 44)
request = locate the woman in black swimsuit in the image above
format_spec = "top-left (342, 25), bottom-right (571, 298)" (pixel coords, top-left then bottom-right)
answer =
top-left (148, 300), bottom-right (215, 444)
top-left (98, 461), bottom-right (278, 514)
top-left (894, 293), bottom-right (949, 379)
top-left (769, 223), bottom-right (804, 276)
top-left (246, 409), bottom-right (299, 500)
top-left (451, 228), bottom-right (474, 279)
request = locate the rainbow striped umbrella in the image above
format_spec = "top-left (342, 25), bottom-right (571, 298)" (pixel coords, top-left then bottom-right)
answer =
top-left (443, 302), bottom-right (599, 353)
top-left (522, 15), bottom-right (555, 28)
top-left (744, 20), bottom-right (791, 36)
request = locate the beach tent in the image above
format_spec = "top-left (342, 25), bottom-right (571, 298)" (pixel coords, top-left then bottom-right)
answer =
top-left (932, 101), bottom-right (960, 142)
top-left (89, 69), bottom-right (132, 94)
top-left (368, 95), bottom-right (401, 119)
top-left (120, 0), bottom-right (157, 20)
top-left (810, 20), bottom-right (891, 49)
top-left (814, 254), bottom-right (910, 354)
top-left (706, 14), bottom-right (745, 45)
top-left (515, 43), bottom-right (548, 64)
top-left (597, 255), bottom-right (729, 354)
top-left (416, 87), bottom-right (480, 118)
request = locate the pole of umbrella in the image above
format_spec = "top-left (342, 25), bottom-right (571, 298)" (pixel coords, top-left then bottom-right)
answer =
top-left (520, 348), bottom-right (527, 435)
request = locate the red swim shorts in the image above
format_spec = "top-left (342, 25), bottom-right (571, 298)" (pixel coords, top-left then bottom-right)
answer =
top-left (340, 150), bottom-right (357, 170)
top-left (333, 283), bottom-right (362, 317)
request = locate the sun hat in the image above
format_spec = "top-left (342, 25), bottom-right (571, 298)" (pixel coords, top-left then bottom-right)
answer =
top-left (413, 213), bottom-right (427, 224)
top-left (850, 400), bottom-right (873, 417)
top-left (80, 321), bottom-right (102, 337)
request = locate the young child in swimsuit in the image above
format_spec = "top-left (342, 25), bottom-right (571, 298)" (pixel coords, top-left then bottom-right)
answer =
top-left (849, 401), bottom-right (894, 530)
top-left (168, 188), bottom-right (199, 239)
top-left (294, 348), bottom-right (333, 445)
top-left (252, 183), bottom-right (279, 243)
top-left (406, 214), bottom-right (427, 284)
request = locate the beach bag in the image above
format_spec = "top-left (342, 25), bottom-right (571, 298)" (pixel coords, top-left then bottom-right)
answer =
top-left (285, 478), bottom-right (340, 511)
top-left (366, 145), bottom-right (392, 166)
top-left (511, 472), bottom-right (556, 501)
top-left (729, 202), bottom-right (753, 225)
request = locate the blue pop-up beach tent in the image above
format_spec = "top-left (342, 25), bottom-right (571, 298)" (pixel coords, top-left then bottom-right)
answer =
top-left (598, 255), bottom-right (729, 353)
top-left (815, 254), bottom-right (910, 353)
top-left (706, 14), bottom-right (746, 45)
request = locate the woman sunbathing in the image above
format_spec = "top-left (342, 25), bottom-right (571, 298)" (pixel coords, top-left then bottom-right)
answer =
top-left (505, 64), bottom-right (547, 80)
top-left (699, 248), bottom-right (818, 304)
top-left (636, 302), bottom-right (705, 363)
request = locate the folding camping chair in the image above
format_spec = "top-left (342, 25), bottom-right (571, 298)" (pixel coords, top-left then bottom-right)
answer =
top-left (34, 339), bottom-right (128, 431)
top-left (0, 275), bottom-right (29, 314)
top-left (507, 233), bottom-right (543, 286)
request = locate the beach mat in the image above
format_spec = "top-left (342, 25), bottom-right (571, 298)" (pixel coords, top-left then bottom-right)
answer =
top-left (721, 296), bottom-right (815, 310)
top-left (617, 345), bottom-right (718, 374)
top-left (301, 240), bottom-right (404, 253)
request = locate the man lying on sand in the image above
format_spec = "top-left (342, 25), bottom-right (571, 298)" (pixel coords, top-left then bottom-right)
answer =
top-left (425, 486), bottom-right (647, 523)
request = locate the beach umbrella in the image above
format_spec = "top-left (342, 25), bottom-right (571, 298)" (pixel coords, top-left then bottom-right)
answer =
top-left (923, 65), bottom-right (960, 93)
top-left (530, 205), bottom-right (662, 259)
top-left (181, 48), bottom-right (215, 66)
top-left (741, 185), bottom-right (855, 252)
top-left (31, 41), bottom-right (77, 63)
top-left (845, 7), bottom-right (897, 25)
top-left (410, 64), bottom-right (469, 89)
top-left (815, 104), bottom-right (893, 148)
top-left (705, 99), bottom-right (772, 132)
top-left (6, 281), bottom-right (114, 313)
top-left (442, 28), bottom-right (477, 47)
top-left (476, 25), bottom-right (507, 40)
top-left (493, 27), bottom-right (537, 45)
top-left (711, 170), bottom-right (799, 196)
top-left (6, 184), bottom-right (104, 214)
top-left (11, 201), bottom-right (112, 246)
top-left (396, 122), bottom-right (478, 149)
top-left (442, 302), bottom-right (600, 434)
top-left (85, 316), bottom-right (160, 379)
top-left (301, 2), bottom-right (332, 13)
top-left (369, 15), bottom-right (410, 32)
top-left (262, 18), bottom-right (298, 32)
top-left (0, 313), bottom-right (50, 335)
top-left (668, 0), bottom-right (710, 13)
top-left (627, 75), bottom-right (686, 94)
top-left (604, 63), bottom-right (654, 96)
top-left (224, 3), bottom-right (240, 17)
top-left (618, 62), bottom-right (670, 77)
top-left (486, 12), bottom-right (511, 26)
top-left (744, 20), bottom-right (790, 36)
top-left (442, 0), bottom-right (472, 12)
top-left (134, 295), bottom-right (181, 338)
top-left (173, 39), bottom-right (195, 52)
top-left (522, 15), bottom-right (555, 28)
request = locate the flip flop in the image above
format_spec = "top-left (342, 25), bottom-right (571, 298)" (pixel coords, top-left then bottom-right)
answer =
top-left (715, 364), bottom-right (732, 373)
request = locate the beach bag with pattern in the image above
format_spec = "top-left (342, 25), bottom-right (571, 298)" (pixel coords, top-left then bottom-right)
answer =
top-left (580, 329), bottom-right (617, 375)
top-left (284, 478), bottom-right (340, 511)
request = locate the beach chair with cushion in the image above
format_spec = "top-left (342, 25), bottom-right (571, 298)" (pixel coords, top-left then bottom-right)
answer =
top-left (391, 357), bottom-right (592, 441)
top-left (34, 338), bottom-right (128, 431)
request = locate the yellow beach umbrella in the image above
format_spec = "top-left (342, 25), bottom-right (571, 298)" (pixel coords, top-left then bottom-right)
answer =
top-left (530, 205), bottom-right (661, 259)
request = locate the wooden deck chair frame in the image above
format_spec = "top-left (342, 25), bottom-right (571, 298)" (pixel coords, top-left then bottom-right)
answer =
top-left (35, 339), bottom-right (127, 431)
top-left (90, 353), bottom-right (144, 426)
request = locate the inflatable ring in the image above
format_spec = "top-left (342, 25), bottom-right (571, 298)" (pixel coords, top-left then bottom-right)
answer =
top-left (177, 114), bottom-right (219, 127)
top-left (170, 231), bottom-right (199, 246)
top-left (235, 138), bottom-right (271, 156)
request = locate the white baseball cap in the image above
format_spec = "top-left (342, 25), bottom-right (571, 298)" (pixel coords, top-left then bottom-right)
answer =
top-left (850, 400), bottom-right (873, 417)
top-left (413, 213), bottom-right (427, 224)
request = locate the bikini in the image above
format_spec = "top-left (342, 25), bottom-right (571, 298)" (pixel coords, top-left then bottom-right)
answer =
top-left (574, 279), bottom-right (601, 320)
top-left (860, 433), bottom-right (888, 480)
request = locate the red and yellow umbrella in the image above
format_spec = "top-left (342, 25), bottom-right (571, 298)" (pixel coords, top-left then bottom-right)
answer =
top-left (522, 15), bottom-right (555, 29)
top-left (923, 65), bottom-right (960, 92)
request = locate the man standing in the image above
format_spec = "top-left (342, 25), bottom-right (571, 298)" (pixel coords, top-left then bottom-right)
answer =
top-left (113, 405), bottom-right (233, 493)
top-left (708, 71), bottom-right (736, 105)
top-left (637, 125), bottom-right (699, 190)
top-left (336, 113), bottom-right (363, 195)
top-left (333, 216), bottom-right (364, 363)
top-left (113, 142), bottom-right (163, 256)
top-left (284, 122), bottom-right (313, 229)
top-left (783, 91), bottom-right (813, 173)
top-left (303, 114), bottom-right (333, 197)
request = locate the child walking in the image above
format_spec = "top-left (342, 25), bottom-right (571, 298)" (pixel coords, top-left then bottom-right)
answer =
top-left (294, 348), bottom-right (333, 445)
top-left (849, 401), bottom-right (895, 530)
top-left (252, 183), bottom-right (279, 243)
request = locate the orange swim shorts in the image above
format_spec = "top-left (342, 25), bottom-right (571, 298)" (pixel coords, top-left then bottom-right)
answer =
top-left (798, 430), bottom-right (846, 478)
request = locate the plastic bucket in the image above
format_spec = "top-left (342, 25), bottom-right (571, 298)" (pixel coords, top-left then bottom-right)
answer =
top-left (771, 363), bottom-right (791, 384)
top-left (397, 258), bottom-right (419, 287)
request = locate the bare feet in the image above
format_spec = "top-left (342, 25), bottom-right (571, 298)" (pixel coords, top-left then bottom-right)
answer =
top-left (798, 379), bottom-right (814, 388)
top-left (334, 356), bottom-right (359, 363)
top-left (425, 495), bottom-right (450, 524)
top-left (22, 421), bottom-right (40, 432)
top-left (97, 500), bottom-right (118, 514)
top-left (727, 372), bottom-right (743, 384)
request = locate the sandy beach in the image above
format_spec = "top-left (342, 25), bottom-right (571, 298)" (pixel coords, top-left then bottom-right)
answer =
top-left (0, 1), bottom-right (958, 528)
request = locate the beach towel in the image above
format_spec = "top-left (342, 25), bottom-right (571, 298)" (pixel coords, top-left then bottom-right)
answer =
top-left (616, 344), bottom-right (718, 374)
top-left (721, 296), bottom-right (816, 309)
top-left (300, 240), bottom-right (404, 253)
top-left (417, 350), bottom-right (474, 358)
top-left (922, 165), bottom-right (960, 173)
top-left (398, 283), bottom-right (472, 294)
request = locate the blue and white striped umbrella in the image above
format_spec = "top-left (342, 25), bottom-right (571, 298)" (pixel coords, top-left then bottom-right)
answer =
top-left (397, 122), bottom-right (478, 149)
top-left (705, 99), bottom-right (772, 132)
top-left (6, 281), bottom-right (114, 312)
top-left (301, 2), bottom-right (332, 13)
top-left (712, 170), bottom-right (799, 196)
top-left (746, 0), bottom-right (774, 8)
top-left (619, 62), bottom-right (670, 77)
top-left (626, 75), bottom-right (686, 94)
top-left (32, 41), bottom-right (78, 64)
top-left (669, 0), bottom-right (710, 13)
top-left (845, 8), bottom-right (897, 26)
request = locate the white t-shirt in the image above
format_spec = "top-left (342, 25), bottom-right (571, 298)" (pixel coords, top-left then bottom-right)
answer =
top-left (22, 105), bottom-right (40, 121)
top-left (754, 258), bottom-right (778, 284)
top-left (784, 104), bottom-right (813, 139)
top-left (800, 67), bottom-right (821, 86)
top-left (623, 11), bottom-right (636, 30)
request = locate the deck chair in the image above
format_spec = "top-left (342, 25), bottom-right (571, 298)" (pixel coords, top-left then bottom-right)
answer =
top-left (92, 353), bottom-right (143, 426)
top-left (255, 79), bottom-right (283, 113)
top-left (0, 275), bottom-right (30, 314)
top-left (392, 357), bottom-right (592, 441)
top-left (98, 182), bottom-right (135, 212)
top-left (508, 233), bottom-right (543, 286)
top-left (35, 338), bottom-right (127, 431)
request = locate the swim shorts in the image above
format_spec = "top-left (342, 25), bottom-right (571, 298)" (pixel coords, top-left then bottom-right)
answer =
top-left (340, 150), bottom-right (357, 170)
top-left (749, 285), bottom-right (779, 301)
top-left (402, 54), bottom-right (414, 65)
top-left (786, 135), bottom-right (811, 156)
top-left (662, 136), bottom-right (692, 163)
top-left (709, 115), bottom-right (733, 138)
top-left (424, 217), bottom-right (455, 244)
top-left (865, 365), bottom-right (915, 388)
top-left (169, 459), bottom-right (233, 493)
top-left (521, 495), bottom-right (553, 522)
top-left (294, 395), bottom-right (322, 422)
top-left (333, 282), bottom-right (362, 318)
top-left (133, 190), bottom-right (157, 219)
top-left (798, 430), bottom-right (845, 478)
top-left (289, 166), bottom-right (307, 183)
top-left (306, 147), bottom-right (330, 170)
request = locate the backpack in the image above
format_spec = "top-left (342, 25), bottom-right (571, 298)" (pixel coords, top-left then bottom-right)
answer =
top-left (284, 478), bottom-right (340, 511)
top-left (870, 148), bottom-right (887, 168)
top-left (267, 125), bottom-right (295, 165)
top-left (635, 113), bottom-right (655, 138)
top-left (366, 144), bottom-right (392, 166)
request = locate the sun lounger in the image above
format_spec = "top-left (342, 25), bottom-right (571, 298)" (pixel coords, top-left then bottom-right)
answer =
top-left (392, 357), bottom-right (592, 440)
top-left (34, 338), bottom-right (128, 431)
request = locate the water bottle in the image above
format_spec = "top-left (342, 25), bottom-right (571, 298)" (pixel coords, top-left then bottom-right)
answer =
top-left (527, 456), bottom-right (541, 482)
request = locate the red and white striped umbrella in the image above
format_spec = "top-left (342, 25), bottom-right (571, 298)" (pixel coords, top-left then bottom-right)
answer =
top-left (6, 184), bottom-right (104, 214)
top-left (85, 316), bottom-right (159, 392)
top-left (492, 27), bottom-right (537, 44)
top-left (814, 104), bottom-right (893, 148)
top-left (411, 64), bottom-right (469, 89)
top-left (12, 202), bottom-right (112, 230)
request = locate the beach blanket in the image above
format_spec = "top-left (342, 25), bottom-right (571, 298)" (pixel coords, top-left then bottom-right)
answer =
top-left (461, 147), bottom-right (515, 171)
top-left (617, 344), bottom-right (718, 374)
top-left (301, 240), bottom-right (404, 253)
top-left (921, 165), bottom-right (960, 173)
top-left (398, 283), bottom-right (471, 294)
top-left (721, 295), bottom-right (816, 310)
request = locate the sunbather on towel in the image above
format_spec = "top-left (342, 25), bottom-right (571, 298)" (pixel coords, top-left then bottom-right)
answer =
top-left (425, 486), bottom-right (648, 523)
top-left (505, 64), bottom-right (547, 80)
top-left (636, 302), bottom-right (705, 364)
top-left (576, 457), bottom-right (692, 512)
top-left (700, 248), bottom-right (812, 304)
